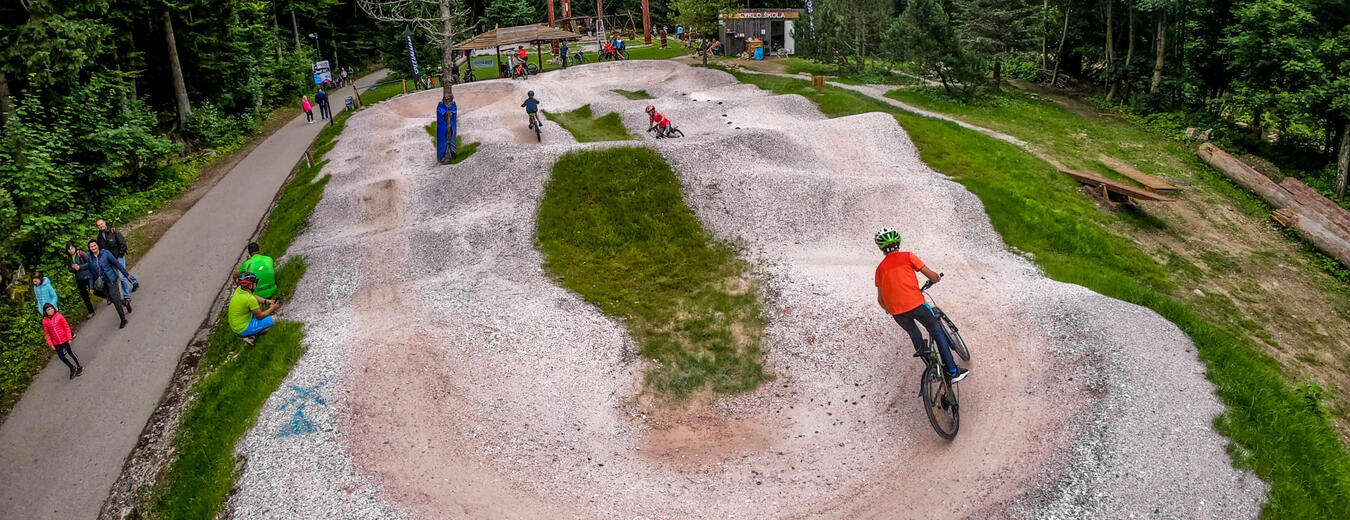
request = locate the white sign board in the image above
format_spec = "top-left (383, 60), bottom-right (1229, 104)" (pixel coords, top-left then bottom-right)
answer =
top-left (312, 60), bottom-right (332, 85)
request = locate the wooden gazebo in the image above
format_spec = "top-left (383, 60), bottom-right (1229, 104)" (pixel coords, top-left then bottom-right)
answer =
top-left (452, 24), bottom-right (585, 78)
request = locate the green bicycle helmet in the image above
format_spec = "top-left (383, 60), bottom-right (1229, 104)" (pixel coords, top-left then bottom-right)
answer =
top-left (874, 227), bottom-right (903, 251)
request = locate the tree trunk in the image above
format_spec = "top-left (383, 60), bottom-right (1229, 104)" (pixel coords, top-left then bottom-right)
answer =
top-left (439, 0), bottom-right (456, 103)
top-left (992, 56), bottom-right (1003, 90)
top-left (273, 2), bottom-right (283, 59)
top-left (163, 10), bottom-right (191, 126)
top-left (0, 71), bottom-right (14, 129)
top-left (1199, 142), bottom-right (1350, 265)
top-left (1050, 3), bottom-right (1072, 86)
top-left (127, 30), bottom-right (139, 99)
top-left (1149, 10), bottom-right (1165, 94)
top-left (1251, 106), bottom-right (1264, 141)
top-left (1104, 0), bottom-right (1116, 100)
top-left (1039, 0), bottom-right (1049, 70)
top-left (291, 7), bottom-right (301, 50)
top-left (1337, 121), bottom-right (1349, 199)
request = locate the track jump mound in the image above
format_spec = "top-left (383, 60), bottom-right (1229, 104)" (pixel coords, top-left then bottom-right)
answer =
top-left (228, 60), bottom-right (1265, 519)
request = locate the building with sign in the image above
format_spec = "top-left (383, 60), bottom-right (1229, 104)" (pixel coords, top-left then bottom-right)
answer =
top-left (718, 8), bottom-right (804, 57)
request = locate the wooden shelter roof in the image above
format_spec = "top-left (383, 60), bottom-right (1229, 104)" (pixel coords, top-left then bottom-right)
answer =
top-left (452, 24), bottom-right (584, 50)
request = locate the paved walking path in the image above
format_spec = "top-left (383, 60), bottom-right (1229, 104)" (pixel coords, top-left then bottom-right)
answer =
top-left (0, 70), bottom-right (388, 520)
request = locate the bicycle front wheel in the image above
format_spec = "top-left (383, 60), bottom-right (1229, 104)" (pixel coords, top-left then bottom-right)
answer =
top-left (941, 315), bottom-right (970, 361)
top-left (920, 364), bottom-right (960, 439)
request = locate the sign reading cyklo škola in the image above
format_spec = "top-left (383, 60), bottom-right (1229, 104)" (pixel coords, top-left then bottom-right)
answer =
top-left (723, 10), bottom-right (801, 19)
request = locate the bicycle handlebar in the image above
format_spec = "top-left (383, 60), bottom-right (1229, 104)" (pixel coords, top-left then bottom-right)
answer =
top-left (921, 272), bottom-right (945, 292)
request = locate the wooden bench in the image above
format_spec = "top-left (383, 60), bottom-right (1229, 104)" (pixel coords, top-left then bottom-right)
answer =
top-left (1059, 168), bottom-right (1174, 202)
top-left (1097, 155), bottom-right (1178, 192)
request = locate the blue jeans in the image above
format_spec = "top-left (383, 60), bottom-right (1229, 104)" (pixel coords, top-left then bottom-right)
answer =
top-left (892, 303), bottom-right (959, 373)
top-left (239, 315), bottom-right (275, 337)
top-left (114, 255), bottom-right (138, 297)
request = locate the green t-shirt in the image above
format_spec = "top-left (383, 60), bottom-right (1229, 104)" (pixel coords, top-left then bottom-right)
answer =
top-left (227, 287), bottom-right (260, 334)
top-left (237, 254), bottom-right (277, 298)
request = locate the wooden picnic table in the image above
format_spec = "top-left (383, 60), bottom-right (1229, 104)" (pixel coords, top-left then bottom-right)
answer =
top-left (1097, 155), bottom-right (1178, 192)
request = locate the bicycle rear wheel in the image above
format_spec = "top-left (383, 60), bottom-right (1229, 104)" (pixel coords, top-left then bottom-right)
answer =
top-left (940, 315), bottom-right (970, 361)
top-left (920, 364), bottom-right (960, 439)
top-left (667, 128), bottom-right (684, 138)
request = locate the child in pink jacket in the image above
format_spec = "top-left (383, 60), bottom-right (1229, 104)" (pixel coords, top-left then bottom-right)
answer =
top-left (302, 95), bottom-right (314, 124)
top-left (42, 303), bottom-right (82, 379)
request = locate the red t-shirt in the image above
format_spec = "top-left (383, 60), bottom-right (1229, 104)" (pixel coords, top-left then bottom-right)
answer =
top-left (875, 251), bottom-right (926, 315)
top-left (650, 111), bottom-right (669, 126)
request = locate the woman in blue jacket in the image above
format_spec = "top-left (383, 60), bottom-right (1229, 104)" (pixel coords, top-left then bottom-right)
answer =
top-left (32, 272), bottom-right (59, 317)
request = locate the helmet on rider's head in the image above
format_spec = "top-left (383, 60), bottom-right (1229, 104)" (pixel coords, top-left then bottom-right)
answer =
top-left (645, 105), bottom-right (655, 114)
top-left (874, 227), bottom-right (903, 251)
top-left (237, 271), bottom-right (259, 290)
top-left (528, 90), bottom-right (535, 97)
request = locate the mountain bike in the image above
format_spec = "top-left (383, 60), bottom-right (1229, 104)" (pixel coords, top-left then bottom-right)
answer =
top-left (914, 273), bottom-right (971, 439)
top-left (647, 125), bottom-right (684, 139)
top-left (462, 67), bottom-right (476, 83)
top-left (572, 51), bottom-right (587, 64)
top-left (528, 113), bottom-right (542, 142)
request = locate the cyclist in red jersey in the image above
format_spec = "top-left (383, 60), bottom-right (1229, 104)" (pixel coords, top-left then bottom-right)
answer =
top-left (645, 105), bottom-right (671, 137)
top-left (874, 227), bottom-right (969, 383)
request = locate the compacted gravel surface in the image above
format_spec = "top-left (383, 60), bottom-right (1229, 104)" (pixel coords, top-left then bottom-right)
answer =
top-left (229, 60), bottom-right (1265, 519)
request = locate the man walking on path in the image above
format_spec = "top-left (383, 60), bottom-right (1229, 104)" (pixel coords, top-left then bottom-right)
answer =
top-left (237, 242), bottom-right (277, 299)
top-left (316, 88), bottom-right (332, 123)
top-left (85, 240), bottom-right (131, 328)
top-left (96, 219), bottom-right (139, 302)
top-left (67, 241), bottom-right (96, 316)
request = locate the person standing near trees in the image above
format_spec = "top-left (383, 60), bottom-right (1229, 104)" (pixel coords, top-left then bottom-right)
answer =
top-left (316, 88), bottom-right (332, 122)
top-left (42, 304), bottom-right (82, 380)
top-left (236, 242), bottom-right (277, 299)
top-left (302, 94), bottom-right (314, 123)
top-left (31, 272), bottom-right (58, 317)
top-left (560, 40), bottom-right (570, 69)
top-left (67, 241), bottom-right (96, 316)
top-left (86, 239), bottom-right (131, 328)
top-left (96, 219), bottom-right (138, 304)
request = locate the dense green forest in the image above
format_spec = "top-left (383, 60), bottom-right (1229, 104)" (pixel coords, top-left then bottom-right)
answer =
top-left (791, 0), bottom-right (1350, 199)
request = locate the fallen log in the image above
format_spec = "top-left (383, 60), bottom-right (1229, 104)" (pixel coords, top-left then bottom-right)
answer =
top-left (1280, 178), bottom-right (1350, 236)
top-left (1199, 142), bottom-right (1350, 267)
top-left (1097, 155), bottom-right (1178, 192)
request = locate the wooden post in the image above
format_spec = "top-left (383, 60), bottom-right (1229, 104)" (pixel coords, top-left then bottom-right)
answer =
top-left (548, 0), bottom-right (556, 27)
top-left (537, 40), bottom-right (544, 72)
top-left (811, 75), bottom-right (825, 93)
top-left (495, 46), bottom-right (502, 78)
top-left (401, 78), bottom-right (407, 94)
top-left (642, 0), bottom-right (651, 44)
top-left (352, 84), bottom-right (361, 108)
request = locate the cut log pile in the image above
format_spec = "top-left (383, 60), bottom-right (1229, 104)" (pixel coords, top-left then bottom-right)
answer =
top-left (1198, 142), bottom-right (1350, 267)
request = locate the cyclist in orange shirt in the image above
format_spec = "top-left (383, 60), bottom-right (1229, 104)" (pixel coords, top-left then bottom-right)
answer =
top-left (874, 227), bottom-right (969, 383)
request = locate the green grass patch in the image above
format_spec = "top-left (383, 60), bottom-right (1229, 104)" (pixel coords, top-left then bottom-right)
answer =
top-left (360, 79), bottom-right (409, 106)
top-left (613, 89), bottom-right (654, 100)
top-left (148, 112), bottom-right (352, 519)
top-left (732, 71), bottom-right (1350, 519)
top-left (537, 147), bottom-right (768, 398)
top-left (423, 123), bottom-right (481, 164)
top-left (544, 104), bottom-right (633, 142)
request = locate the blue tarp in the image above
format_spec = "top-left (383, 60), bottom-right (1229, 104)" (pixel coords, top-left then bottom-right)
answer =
top-left (437, 100), bottom-right (459, 162)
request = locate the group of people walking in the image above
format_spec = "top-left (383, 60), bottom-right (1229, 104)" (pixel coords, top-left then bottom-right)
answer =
top-left (31, 219), bottom-right (141, 379)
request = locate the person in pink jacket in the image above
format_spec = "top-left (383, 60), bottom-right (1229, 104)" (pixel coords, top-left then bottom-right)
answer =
top-left (302, 95), bottom-right (314, 124)
top-left (41, 303), bottom-right (82, 379)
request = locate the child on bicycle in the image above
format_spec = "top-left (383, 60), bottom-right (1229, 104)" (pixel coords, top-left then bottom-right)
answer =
top-left (874, 227), bottom-right (969, 383)
top-left (521, 90), bottom-right (540, 127)
top-left (645, 104), bottom-right (671, 137)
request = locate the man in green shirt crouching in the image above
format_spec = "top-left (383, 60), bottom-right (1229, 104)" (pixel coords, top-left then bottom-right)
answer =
top-left (237, 242), bottom-right (277, 298)
top-left (229, 272), bottom-right (279, 345)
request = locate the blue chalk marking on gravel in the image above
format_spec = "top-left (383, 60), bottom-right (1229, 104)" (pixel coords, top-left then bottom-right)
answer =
top-left (276, 379), bottom-right (329, 437)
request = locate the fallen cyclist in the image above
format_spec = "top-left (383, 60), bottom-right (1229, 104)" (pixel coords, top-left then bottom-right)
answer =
top-left (873, 227), bottom-right (969, 383)
top-left (229, 272), bottom-right (279, 345)
top-left (645, 104), bottom-right (672, 137)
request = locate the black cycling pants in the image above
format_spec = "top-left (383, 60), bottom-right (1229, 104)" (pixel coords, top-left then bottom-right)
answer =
top-left (54, 342), bottom-right (80, 370)
top-left (892, 304), bottom-right (958, 371)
